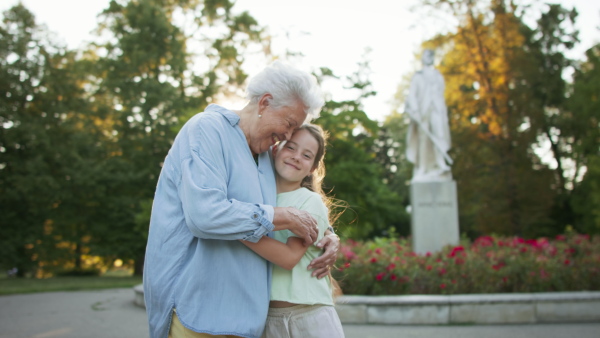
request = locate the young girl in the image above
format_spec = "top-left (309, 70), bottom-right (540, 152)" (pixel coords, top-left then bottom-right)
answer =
top-left (243, 124), bottom-right (345, 338)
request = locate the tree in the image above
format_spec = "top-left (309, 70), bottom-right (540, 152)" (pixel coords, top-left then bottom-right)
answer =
top-left (411, 0), bottom-right (571, 237)
top-left (313, 59), bottom-right (408, 239)
top-left (0, 4), bottom-right (111, 275)
top-left (568, 44), bottom-right (600, 234)
top-left (87, 0), bottom-right (266, 274)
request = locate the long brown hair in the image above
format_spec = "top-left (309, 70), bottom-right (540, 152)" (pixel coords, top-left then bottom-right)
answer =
top-left (295, 124), bottom-right (345, 299)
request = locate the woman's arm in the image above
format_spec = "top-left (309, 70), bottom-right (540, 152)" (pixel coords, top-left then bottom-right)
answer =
top-left (241, 236), bottom-right (309, 270)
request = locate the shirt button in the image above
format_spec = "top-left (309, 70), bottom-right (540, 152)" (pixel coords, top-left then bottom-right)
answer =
top-left (253, 214), bottom-right (258, 219)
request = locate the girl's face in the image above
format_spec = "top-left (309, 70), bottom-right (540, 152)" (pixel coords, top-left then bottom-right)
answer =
top-left (274, 128), bottom-right (319, 192)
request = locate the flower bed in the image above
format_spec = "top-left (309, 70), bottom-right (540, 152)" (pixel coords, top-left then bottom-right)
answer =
top-left (332, 234), bottom-right (600, 295)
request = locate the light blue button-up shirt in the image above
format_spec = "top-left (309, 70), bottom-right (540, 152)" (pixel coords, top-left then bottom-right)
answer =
top-left (143, 104), bottom-right (277, 338)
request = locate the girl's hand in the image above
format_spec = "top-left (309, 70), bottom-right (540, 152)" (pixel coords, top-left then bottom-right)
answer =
top-left (307, 232), bottom-right (340, 279)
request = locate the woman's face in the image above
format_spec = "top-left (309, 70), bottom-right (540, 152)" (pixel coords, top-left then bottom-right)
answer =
top-left (249, 96), bottom-right (307, 155)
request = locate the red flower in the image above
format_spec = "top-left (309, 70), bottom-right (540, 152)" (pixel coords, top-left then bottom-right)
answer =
top-left (454, 257), bottom-right (465, 265)
top-left (426, 265), bottom-right (432, 271)
top-left (564, 259), bottom-right (570, 266)
top-left (448, 246), bottom-right (465, 258)
top-left (370, 257), bottom-right (377, 263)
top-left (375, 248), bottom-right (382, 255)
top-left (390, 274), bottom-right (397, 281)
top-left (520, 247), bottom-right (528, 253)
top-left (474, 236), bottom-right (494, 247)
top-left (555, 234), bottom-right (566, 241)
top-left (376, 272), bottom-right (385, 281)
top-left (426, 252), bottom-right (432, 257)
top-left (492, 262), bottom-right (505, 271)
top-left (341, 247), bottom-right (357, 260)
top-left (386, 263), bottom-right (396, 271)
top-left (438, 268), bottom-right (447, 276)
top-left (440, 283), bottom-right (446, 289)
top-left (344, 262), bottom-right (351, 269)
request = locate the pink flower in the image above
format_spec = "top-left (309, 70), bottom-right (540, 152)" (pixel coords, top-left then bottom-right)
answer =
top-left (387, 263), bottom-right (396, 271)
top-left (375, 248), bottom-right (382, 255)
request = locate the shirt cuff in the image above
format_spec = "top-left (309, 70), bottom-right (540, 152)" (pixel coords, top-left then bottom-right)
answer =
top-left (242, 204), bottom-right (275, 243)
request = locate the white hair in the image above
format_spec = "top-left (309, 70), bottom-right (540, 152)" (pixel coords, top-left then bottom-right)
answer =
top-left (245, 61), bottom-right (324, 121)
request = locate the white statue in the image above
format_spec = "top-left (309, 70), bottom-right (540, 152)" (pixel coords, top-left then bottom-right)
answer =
top-left (405, 49), bottom-right (452, 182)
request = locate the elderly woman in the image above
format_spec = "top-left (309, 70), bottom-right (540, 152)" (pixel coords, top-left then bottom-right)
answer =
top-left (143, 62), bottom-right (340, 338)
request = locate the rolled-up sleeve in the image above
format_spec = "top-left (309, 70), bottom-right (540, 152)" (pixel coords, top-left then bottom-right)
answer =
top-left (177, 115), bottom-right (275, 243)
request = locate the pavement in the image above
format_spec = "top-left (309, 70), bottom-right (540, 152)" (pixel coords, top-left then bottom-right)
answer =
top-left (1, 288), bottom-right (599, 338)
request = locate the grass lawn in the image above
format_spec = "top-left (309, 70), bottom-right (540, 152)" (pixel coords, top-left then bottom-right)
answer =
top-left (0, 275), bottom-right (143, 296)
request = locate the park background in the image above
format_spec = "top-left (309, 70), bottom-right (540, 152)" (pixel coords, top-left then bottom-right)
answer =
top-left (1, 0), bottom-right (599, 295)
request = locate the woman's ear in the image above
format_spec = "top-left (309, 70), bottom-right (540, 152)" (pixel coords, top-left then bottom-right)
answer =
top-left (272, 144), bottom-right (279, 156)
top-left (258, 93), bottom-right (273, 111)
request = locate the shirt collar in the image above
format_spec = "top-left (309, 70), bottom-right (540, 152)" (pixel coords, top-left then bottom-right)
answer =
top-left (206, 104), bottom-right (240, 126)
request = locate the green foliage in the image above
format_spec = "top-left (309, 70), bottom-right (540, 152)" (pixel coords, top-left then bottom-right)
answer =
top-left (0, 1), bottom-right (266, 276)
top-left (408, 1), bottom-right (587, 238)
top-left (312, 62), bottom-right (408, 239)
top-left (333, 233), bottom-right (600, 295)
top-left (568, 44), bottom-right (600, 235)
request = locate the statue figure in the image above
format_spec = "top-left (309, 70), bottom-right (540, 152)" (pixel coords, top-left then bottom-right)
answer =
top-left (405, 49), bottom-right (452, 181)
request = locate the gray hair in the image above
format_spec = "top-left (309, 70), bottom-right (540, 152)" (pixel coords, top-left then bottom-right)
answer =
top-left (245, 61), bottom-right (324, 121)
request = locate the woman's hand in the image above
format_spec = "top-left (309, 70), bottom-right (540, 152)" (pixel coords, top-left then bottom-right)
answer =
top-left (273, 207), bottom-right (318, 246)
top-left (307, 232), bottom-right (340, 279)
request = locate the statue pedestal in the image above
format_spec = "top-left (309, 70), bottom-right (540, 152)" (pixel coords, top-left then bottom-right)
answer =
top-left (410, 180), bottom-right (460, 255)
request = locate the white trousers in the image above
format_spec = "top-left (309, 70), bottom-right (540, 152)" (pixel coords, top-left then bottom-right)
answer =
top-left (261, 304), bottom-right (345, 338)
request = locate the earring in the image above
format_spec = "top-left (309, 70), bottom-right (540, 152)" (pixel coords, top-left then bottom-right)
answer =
top-left (258, 114), bottom-right (262, 118)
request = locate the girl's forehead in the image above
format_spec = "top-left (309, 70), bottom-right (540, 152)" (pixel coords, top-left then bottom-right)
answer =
top-left (290, 129), bottom-right (318, 150)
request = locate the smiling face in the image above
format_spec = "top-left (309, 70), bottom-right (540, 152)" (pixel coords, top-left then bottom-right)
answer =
top-left (248, 95), bottom-right (307, 156)
top-left (274, 128), bottom-right (320, 193)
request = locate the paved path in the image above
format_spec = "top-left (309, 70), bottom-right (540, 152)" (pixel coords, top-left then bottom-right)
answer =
top-left (1, 288), bottom-right (599, 338)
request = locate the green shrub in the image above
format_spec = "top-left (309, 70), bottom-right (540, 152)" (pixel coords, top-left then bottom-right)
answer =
top-left (332, 233), bottom-right (600, 295)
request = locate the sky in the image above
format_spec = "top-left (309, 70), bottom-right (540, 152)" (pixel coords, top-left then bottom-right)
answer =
top-left (2, 0), bottom-right (599, 122)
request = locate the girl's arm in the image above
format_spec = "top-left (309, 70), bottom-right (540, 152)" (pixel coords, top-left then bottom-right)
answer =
top-left (241, 236), bottom-right (309, 270)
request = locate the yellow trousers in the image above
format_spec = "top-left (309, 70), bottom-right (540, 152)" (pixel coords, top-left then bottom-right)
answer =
top-left (169, 310), bottom-right (240, 338)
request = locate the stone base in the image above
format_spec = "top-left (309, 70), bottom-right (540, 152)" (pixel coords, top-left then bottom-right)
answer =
top-left (410, 180), bottom-right (459, 255)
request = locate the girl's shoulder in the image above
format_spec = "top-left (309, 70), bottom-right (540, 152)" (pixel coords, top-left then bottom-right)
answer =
top-left (278, 188), bottom-right (326, 210)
